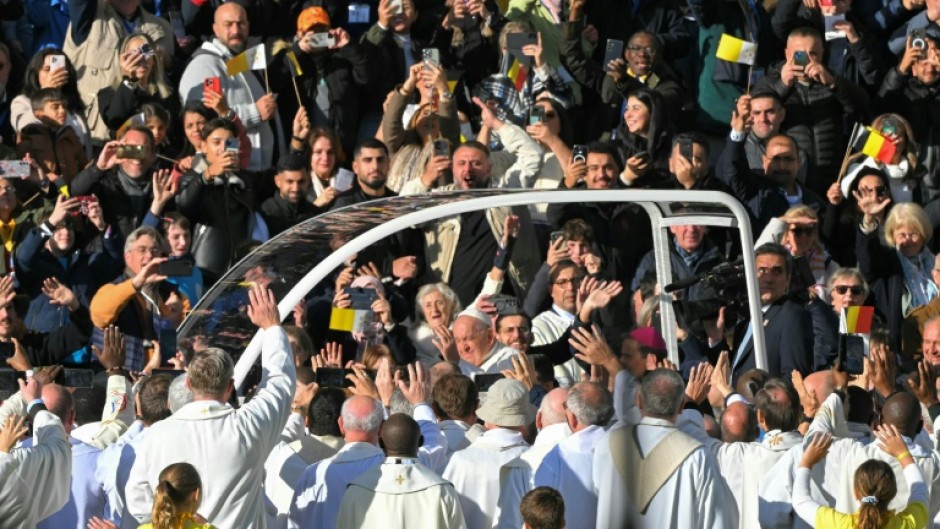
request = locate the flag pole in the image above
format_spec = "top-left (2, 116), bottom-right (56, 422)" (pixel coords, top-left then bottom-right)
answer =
top-left (291, 76), bottom-right (302, 106)
top-left (264, 66), bottom-right (271, 94)
top-left (745, 63), bottom-right (754, 94)
top-left (837, 122), bottom-right (860, 185)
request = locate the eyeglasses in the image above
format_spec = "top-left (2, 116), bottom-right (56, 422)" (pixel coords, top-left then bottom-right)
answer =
top-left (130, 246), bottom-right (162, 256)
top-left (544, 111), bottom-right (557, 119)
top-left (554, 276), bottom-right (585, 288)
top-left (833, 285), bottom-right (865, 295)
top-left (626, 46), bottom-right (657, 55)
top-left (788, 226), bottom-right (815, 237)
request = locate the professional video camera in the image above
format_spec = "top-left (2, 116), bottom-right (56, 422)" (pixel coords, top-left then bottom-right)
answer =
top-left (665, 258), bottom-right (749, 323)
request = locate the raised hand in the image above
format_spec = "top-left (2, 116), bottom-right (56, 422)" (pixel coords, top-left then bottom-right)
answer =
top-left (432, 325), bottom-right (458, 363)
top-left (792, 369), bottom-right (819, 418)
top-left (0, 415), bottom-right (28, 453)
top-left (92, 325), bottom-right (126, 371)
top-left (570, 325), bottom-right (620, 375)
top-left (501, 351), bottom-right (536, 390)
top-left (800, 432), bottom-right (832, 468)
top-left (42, 277), bottom-right (79, 311)
top-left (907, 359), bottom-right (938, 407)
top-left (398, 362), bottom-right (430, 405)
top-left (685, 362), bottom-right (713, 404)
top-left (247, 285), bottom-right (280, 330)
top-left (710, 350), bottom-right (733, 398)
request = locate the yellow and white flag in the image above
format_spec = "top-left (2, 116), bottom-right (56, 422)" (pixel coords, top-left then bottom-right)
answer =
top-left (716, 34), bottom-right (757, 66)
top-left (226, 44), bottom-right (267, 77)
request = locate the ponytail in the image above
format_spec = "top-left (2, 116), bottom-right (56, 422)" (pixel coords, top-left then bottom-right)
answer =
top-left (150, 463), bottom-right (204, 529)
top-left (853, 459), bottom-right (897, 529)
top-left (151, 480), bottom-right (179, 529)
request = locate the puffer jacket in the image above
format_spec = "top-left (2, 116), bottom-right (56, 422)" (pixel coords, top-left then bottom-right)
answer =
top-left (754, 61), bottom-right (869, 190)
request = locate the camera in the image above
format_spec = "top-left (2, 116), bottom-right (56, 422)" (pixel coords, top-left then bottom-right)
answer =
top-left (489, 295), bottom-right (520, 315)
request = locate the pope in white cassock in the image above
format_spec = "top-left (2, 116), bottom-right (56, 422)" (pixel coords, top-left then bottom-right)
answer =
top-left (337, 413), bottom-right (466, 529)
top-left (592, 367), bottom-right (738, 529)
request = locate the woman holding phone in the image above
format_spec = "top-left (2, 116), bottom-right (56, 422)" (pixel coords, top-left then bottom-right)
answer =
top-left (96, 32), bottom-right (179, 139)
top-left (614, 87), bottom-right (673, 188)
top-left (10, 48), bottom-right (91, 153)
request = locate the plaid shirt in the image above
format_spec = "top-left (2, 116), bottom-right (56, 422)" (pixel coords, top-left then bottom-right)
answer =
top-left (478, 62), bottom-right (574, 125)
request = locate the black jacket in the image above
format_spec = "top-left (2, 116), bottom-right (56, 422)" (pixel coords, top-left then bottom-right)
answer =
top-left (260, 193), bottom-right (320, 237)
top-left (96, 83), bottom-right (182, 139)
top-left (175, 170), bottom-right (271, 278)
top-left (855, 225), bottom-right (905, 352)
top-left (754, 62), bottom-right (869, 194)
top-left (71, 166), bottom-right (154, 240)
top-left (716, 135), bottom-right (828, 234)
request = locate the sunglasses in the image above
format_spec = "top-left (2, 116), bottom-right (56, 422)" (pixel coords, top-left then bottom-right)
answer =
top-left (788, 226), bottom-right (815, 237)
top-left (860, 186), bottom-right (887, 198)
top-left (833, 285), bottom-right (865, 295)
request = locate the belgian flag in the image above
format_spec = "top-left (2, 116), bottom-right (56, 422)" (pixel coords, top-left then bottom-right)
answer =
top-left (851, 126), bottom-right (897, 164)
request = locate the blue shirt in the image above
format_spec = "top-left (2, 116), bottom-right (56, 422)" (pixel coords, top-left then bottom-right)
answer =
top-left (36, 437), bottom-right (105, 529)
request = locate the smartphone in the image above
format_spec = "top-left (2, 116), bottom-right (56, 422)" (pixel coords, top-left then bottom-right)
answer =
top-left (912, 28), bottom-right (927, 50)
top-left (116, 144), bottom-right (147, 160)
top-left (150, 368), bottom-right (185, 379)
top-left (474, 373), bottom-right (505, 392)
top-left (0, 342), bottom-right (12, 363)
top-left (159, 326), bottom-right (177, 365)
top-left (634, 151), bottom-right (651, 164)
top-left (422, 48), bottom-right (441, 68)
top-left (0, 160), bottom-right (30, 178)
top-left (204, 76), bottom-right (221, 94)
top-left (224, 138), bottom-right (240, 153)
top-left (310, 32), bottom-right (336, 48)
top-left (488, 294), bottom-right (520, 315)
top-left (75, 195), bottom-right (96, 215)
top-left (159, 259), bottom-right (193, 277)
top-left (550, 230), bottom-right (565, 244)
top-left (47, 54), bottom-right (66, 72)
top-left (388, 0), bottom-right (403, 15)
top-left (839, 334), bottom-right (867, 375)
top-left (316, 367), bottom-right (378, 388)
top-left (572, 144), bottom-right (588, 163)
top-left (603, 39), bottom-right (625, 71)
top-left (793, 50), bottom-right (809, 67)
top-left (58, 368), bottom-right (94, 388)
top-left (506, 32), bottom-right (538, 51)
top-left (432, 138), bottom-right (450, 157)
top-left (529, 106), bottom-right (545, 125)
top-left (343, 287), bottom-right (378, 310)
top-left (679, 138), bottom-right (694, 163)
top-left (881, 118), bottom-right (898, 137)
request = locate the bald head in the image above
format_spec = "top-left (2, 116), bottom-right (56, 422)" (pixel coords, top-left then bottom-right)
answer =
top-left (430, 361), bottom-right (459, 387)
top-left (882, 392), bottom-right (922, 439)
top-left (721, 402), bottom-right (758, 443)
top-left (803, 371), bottom-right (835, 403)
top-left (380, 413), bottom-right (422, 457)
top-left (340, 396), bottom-right (385, 441)
top-left (537, 388), bottom-right (569, 429)
top-left (213, 3), bottom-right (249, 53)
top-left (42, 383), bottom-right (75, 432)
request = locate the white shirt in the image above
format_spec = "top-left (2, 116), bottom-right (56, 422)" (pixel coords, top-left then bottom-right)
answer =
top-left (337, 457), bottom-right (467, 529)
top-left (96, 421), bottom-right (147, 528)
top-left (592, 417), bottom-right (738, 529)
top-left (440, 420), bottom-right (485, 463)
top-left (444, 428), bottom-right (530, 529)
top-left (264, 433), bottom-right (344, 529)
top-left (458, 343), bottom-right (517, 377)
top-left (126, 326), bottom-right (297, 528)
top-left (531, 307), bottom-right (583, 387)
top-left (534, 424), bottom-right (607, 529)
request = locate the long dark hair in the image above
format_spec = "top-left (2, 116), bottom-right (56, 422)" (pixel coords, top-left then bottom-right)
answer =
top-left (854, 459), bottom-right (896, 529)
top-left (616, 87), bottom-right (672, 165)
top-left (21, 48), bottom-right (84, 113)
top-left (538, 98), bottom-right (574, 147)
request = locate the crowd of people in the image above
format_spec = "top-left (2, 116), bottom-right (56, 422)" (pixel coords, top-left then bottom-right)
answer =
top-left (5, 0), bottom-right (940, 527)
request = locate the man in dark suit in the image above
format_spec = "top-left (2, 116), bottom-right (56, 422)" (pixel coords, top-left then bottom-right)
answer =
top-left (682, 243), bottom-right (814, 384)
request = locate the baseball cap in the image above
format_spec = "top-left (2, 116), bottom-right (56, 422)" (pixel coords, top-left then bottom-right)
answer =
top-left (298, 7), bottom-right (330, 33)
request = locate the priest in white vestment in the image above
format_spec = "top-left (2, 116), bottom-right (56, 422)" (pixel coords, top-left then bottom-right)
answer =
top-left (337, 414), bottom-right (466, 529)
top-left (759, 390), bottom-right (940, 528)
top-left (126, 289), bottom-right (296, 529)
top-left (680, 359), bottom-right (804, 529)
top-left (533, 382), bottom-right (613, 529)
top-left (289, 366), bottom-right (447, 529)
top-left (592, 368), bottom-right (738, 529)
top-left (444, 378), bottom-right (536, 529)
top-left (493, 387), bottom-right (571, 529)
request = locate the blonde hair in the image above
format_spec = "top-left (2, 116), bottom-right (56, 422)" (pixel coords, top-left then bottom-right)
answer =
top-left (116, 33), bottom-right (172, 99)
top-left (884, 202), bottom-right (932, 247)
top-left (361, 344), bottom-right (392, 369)
top-left (151, 462), bottom-right (202, 529)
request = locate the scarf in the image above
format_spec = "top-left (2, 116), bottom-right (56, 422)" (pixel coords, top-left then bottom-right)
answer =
top-left (387, 142), bottom-right (433, 193)
top-left (898, 246), bottom-right (939, 312)
top-left (116, 168), bottom-right (153, 219)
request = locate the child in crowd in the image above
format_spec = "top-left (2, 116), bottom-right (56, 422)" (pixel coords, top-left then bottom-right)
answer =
top-left (143, 462), bottom-right (216, 529)
top-left (521, 487), bottom-right (566, 529)
top-left (16, 88), bottom-right (88, 182)
top-left (162, 212), bottom-right (203, 305)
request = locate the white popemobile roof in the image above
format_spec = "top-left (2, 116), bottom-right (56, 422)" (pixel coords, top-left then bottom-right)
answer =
top-left (176, 189), bottom-right (767, 388)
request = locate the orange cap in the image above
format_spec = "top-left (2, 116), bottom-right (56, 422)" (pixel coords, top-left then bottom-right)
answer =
top-left (297, 6), bottom-right (331, 33)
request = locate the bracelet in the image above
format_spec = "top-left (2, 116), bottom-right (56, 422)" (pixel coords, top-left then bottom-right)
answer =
top-left (897, 451), bottom-right (911, 461)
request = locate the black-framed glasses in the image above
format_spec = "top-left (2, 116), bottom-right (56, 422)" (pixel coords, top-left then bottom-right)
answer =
top-left (833, 285), bottom-right (865, 295)
top-left (626, 46), bottom-right (657, 55)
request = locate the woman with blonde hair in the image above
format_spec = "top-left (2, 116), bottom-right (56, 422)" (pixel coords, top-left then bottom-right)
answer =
top-left (757, 204), bottom-right (839, 298)
top-left (97, 32), bottom-right (179, 136)
top-left (143, 462), bottom-right (216, 529)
